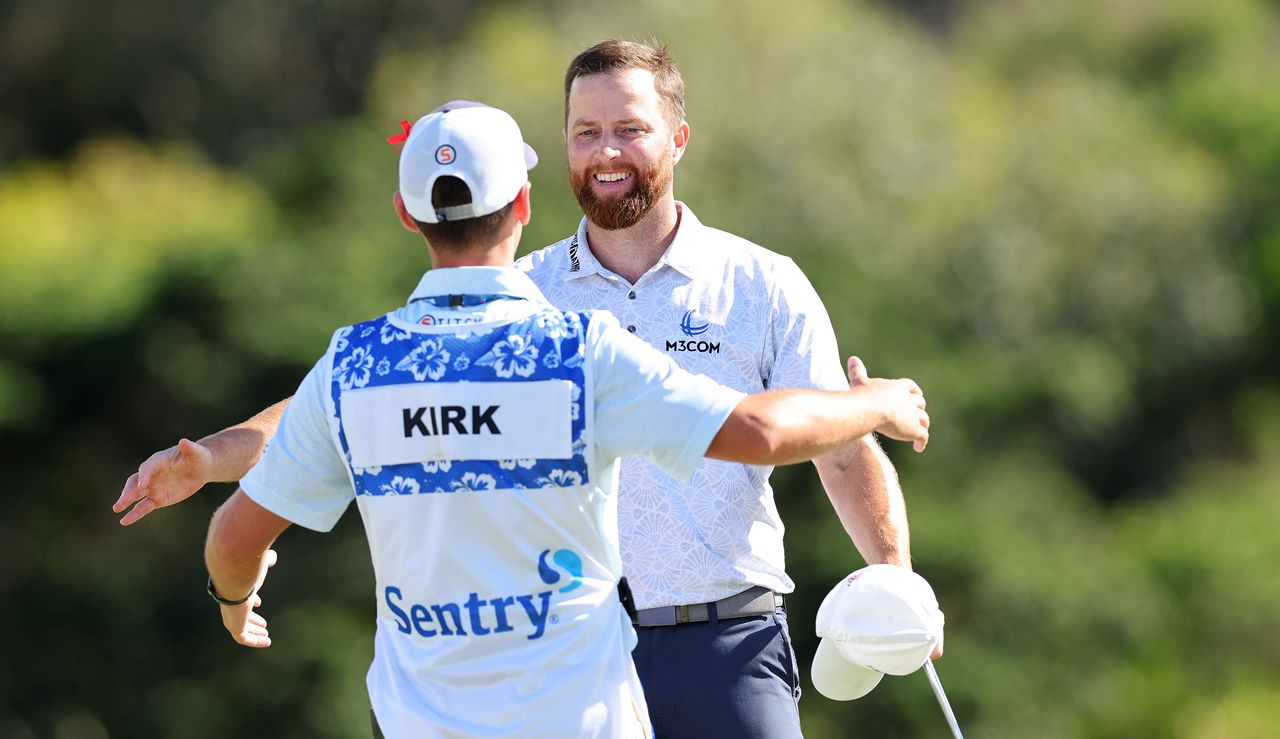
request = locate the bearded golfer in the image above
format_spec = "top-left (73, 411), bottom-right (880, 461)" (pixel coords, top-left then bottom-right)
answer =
top-left (119, 41), bottom-right (934, 737)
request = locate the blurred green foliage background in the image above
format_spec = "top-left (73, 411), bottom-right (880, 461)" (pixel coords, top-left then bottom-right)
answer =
top-left (2, 0), bottom-right (1277, 737)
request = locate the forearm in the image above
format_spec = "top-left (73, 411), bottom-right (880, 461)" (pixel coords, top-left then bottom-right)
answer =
top-left (814, 436), bottom-right (911, 568)
top-left (708, 389), bottom-right (885, 466)
top-left (200, 398), bottom-right (290, 482)
top-left (204, 489), bottom-right (289, 601)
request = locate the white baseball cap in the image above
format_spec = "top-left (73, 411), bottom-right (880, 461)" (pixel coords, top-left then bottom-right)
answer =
top-left (398, 101), bottom-right (538, 224)
top-left (811, 564), bottom-right (945, 701)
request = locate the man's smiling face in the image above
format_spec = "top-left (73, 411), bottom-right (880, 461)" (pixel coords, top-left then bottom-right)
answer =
top-left (566, 68), bottom-right (682, 231)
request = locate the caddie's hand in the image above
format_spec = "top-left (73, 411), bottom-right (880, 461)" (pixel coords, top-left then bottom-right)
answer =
top-left (219, 549), bottom-right (278, 648)
top-left (113, 438), bottom-right (214, 525)
top-left (847, 356), bottom-right (930, 453)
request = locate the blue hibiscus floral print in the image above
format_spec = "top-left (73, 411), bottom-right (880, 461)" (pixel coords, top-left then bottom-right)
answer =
top-left (380, 476), bottom-right (420, 495)
top-left (475, 334), bottom-right (539, 378)
top-left (337, 345), bottom-right (375, 389)
top-left (380, 322), bottom-right (410, 345)
top-left (546, 469), bottom-right (583, 487)
top-left (453, 472), bottom-right (497, 491)
top-left (396, 339), bottom-right (451, 381)
top-left (334, 326), bottom-right (353, 353)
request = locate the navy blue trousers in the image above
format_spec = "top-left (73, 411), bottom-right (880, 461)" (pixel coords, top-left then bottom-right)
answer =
top-left (633, 608), bottom-right (804, 738)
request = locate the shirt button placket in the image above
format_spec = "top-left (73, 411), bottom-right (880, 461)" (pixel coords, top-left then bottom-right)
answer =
top-left (621, 284), bottom-right (638, 334)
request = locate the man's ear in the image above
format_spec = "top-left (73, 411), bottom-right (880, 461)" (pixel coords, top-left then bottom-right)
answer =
top-left (393, 192), bottom-right (420, 232)
top-left (671, 120), bottom-right (690, 166)
top-left (513, 182), bottom-right (532, 227)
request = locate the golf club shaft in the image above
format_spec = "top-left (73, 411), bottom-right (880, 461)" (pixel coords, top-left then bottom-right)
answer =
top-left (923, 661), bottom-right (964, 739)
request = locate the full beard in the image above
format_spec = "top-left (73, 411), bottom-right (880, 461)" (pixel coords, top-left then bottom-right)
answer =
top-left (570, 158), bottom-right (672, 231)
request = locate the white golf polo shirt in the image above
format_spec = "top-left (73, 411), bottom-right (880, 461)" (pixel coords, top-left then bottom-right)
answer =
top-left (518, 204), bottom-right (848, 609)
top-left (241, 267), bottom-right (743, 738)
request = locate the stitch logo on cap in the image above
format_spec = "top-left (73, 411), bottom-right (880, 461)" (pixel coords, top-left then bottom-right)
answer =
top-left (435, 145), bottom-right (456, 165)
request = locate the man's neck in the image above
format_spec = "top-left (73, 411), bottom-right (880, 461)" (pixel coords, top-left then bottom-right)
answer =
top-left (427, 233), bottom-right (520, 269)
top-left (584, 197), bottom-right (681, 285)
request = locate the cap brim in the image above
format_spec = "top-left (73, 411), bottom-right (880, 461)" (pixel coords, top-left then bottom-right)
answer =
top-left (811, 638), bottom-right (885, 701)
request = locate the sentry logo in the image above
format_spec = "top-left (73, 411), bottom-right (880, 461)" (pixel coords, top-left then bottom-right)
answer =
top-left (538, 548), bottom-right (582, 593)
top-left (679, 310), bottom-right (710, 337)
top-left (384, 548), bottom-right (581, 641)
top-left (435, 145), bottom-right (456, 165)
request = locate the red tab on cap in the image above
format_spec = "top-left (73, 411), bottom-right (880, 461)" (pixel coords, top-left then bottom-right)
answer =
top-left (386, 120), bottom-right (412, 146)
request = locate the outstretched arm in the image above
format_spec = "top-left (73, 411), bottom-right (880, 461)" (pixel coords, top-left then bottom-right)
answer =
top-left (114, 398), bottom-right (291, 525)
top-left (706, 356), bottom-right (929, 466)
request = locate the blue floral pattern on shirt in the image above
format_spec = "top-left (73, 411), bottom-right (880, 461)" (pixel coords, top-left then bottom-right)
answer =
top-left (331, 309), bottom-right (591, 496)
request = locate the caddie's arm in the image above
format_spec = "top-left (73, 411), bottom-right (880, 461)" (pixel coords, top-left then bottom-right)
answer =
top-left (705, 356), bottom-right (929, 466)
top-left (114, 398), bottom-right (291, 525)
top-left (812, 357), bottom-right (910, 569)
top-left (204, 489), bottom-right (291, 648)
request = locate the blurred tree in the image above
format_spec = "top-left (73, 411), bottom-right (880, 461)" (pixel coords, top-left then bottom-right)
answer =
top-left (0, 0), bottom-right (490, 166)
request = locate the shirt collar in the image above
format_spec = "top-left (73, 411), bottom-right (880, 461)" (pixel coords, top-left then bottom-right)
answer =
top-left (408, 266), bottom-right (552, 305)
top-left (562, 218), bottom-right (609, 280)
top-left (563, 202), bottom-right (705, 281)
top-left (657, 202), bottom-right (704, 278)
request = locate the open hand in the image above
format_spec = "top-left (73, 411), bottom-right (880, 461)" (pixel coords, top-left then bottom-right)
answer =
top-left (113, 438), bottom-right (214, 525)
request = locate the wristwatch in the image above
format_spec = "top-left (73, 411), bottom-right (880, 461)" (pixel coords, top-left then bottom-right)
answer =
top-left (206, 575), bottom-right (252, 606)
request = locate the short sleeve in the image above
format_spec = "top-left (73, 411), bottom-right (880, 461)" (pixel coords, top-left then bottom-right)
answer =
top-left (766, 258), bottom-right (848, 392)
top-left (240, 353), bottom-right (354, 532)
top-left (587, 312), bottom-right (745, 481)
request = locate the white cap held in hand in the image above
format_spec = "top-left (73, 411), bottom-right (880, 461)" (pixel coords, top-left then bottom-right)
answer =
top-left (811, 564), bottom-right (945, 701)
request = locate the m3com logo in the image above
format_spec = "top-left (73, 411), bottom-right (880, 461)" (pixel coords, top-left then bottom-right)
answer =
top-left (667, 309), bottom-right (720, 354)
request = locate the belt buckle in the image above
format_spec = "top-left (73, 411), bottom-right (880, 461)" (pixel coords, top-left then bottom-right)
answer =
top-left (675, 604), bottom-right (690, 624)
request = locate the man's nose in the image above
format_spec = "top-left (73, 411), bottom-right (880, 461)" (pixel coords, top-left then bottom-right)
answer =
top-left (598, 141), bottom-right (622, 160)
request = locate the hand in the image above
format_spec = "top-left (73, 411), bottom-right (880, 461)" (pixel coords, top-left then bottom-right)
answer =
top-left (113, 438), bottom-right (214, 525)
top-left (218, 549), bottom-right (278, 648)
top-left (847, 356), bottom-right (930, 452)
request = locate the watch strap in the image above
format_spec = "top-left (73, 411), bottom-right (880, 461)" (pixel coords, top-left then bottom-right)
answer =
top-left (207, 575), bottom-right (252, 606)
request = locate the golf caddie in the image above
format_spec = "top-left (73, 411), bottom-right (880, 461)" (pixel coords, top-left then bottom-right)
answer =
top-left (203, 101), bottom-right (932, 738)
